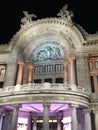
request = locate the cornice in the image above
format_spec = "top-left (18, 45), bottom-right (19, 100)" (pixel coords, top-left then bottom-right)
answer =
top-left (91, 93), bottom-right (98, 105)
top-left (0, 44), bottom-right (10, 53)
top-left (83, 34), bottom-right (98, 46)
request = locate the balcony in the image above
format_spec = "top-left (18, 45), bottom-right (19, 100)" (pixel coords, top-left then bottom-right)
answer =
top-left (0, 83), bottom-right (90, 107)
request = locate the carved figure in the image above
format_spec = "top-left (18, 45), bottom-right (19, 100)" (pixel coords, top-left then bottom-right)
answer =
top-left (53, 47), bottom-right (61, 58)
top-left (21, 11), bottom-right (37, 25)
top-left (36, 46), bottom-right (61, 61)
top-left (57, 4), bottom-right (73, 23)
top-left (37, 50), bottom-right (48, 61)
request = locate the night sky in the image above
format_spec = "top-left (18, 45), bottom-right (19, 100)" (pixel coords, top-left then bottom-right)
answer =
top-left (0, 0), bottom-right (98, 44)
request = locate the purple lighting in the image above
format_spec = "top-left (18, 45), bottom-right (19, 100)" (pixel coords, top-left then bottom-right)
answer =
top-left (21, 103), bottom-right (69, 113)
top-left (50, 103), bottom-right (68, 112)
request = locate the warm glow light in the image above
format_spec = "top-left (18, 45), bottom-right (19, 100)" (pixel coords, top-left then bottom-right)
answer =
top-left (49, 120), bottom-right (52, 122)
top-left (37, 120), bottom-right (43, 123)
top-left (37, 119), bottom-right (57, 123)
top-left (52, 120), bottom-right (57, 122)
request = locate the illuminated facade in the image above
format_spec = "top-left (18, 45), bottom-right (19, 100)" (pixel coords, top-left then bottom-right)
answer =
top-left (0, 5), bottom-right (98, 130)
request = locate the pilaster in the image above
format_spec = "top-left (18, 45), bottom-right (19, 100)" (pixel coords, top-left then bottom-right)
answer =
top-left (92, 105), bottom-right (98, 130)
top-left (69, 56), bottom-right (76, 85)
top-left (94, 111), bottom-right (98, 130)
top-left (93, 75), bottom-right (98, 93)
top-left (27, 65), bottom-right (34, 83)
top-left (83, 108), bottom-right (92, 130)
top-left (4, 62), bottom-right (17, 87)
top-left (76, 54), bottom-right (91, 92)
top-left (63, 61), bottom-right (68, 84)
top-left (17, 61), bottom-right (25, 84)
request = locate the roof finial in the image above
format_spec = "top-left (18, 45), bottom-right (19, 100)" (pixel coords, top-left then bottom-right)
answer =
top-left (57, 4), bottom-right (74, 24)
top-left (21, 11), bottom-right (37, 25)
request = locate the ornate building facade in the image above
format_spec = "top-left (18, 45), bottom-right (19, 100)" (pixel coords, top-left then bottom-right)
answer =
top-left (0, 5), bottom-right (98, 130)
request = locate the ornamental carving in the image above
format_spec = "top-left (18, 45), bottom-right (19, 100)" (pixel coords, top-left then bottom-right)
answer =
top-left (57, 4), bottom-right (73, 24)
top-left (31, 41), bottom-right (65, 62)
top-left (21, 11), bottom-right (37, 25)
top-left (36, 46), bottom-right (61, 61)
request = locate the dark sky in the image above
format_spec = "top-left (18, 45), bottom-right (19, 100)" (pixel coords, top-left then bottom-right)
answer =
top-left (0, 0), bottom-right (98, 44)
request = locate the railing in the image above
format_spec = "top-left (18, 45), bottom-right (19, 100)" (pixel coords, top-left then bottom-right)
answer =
top-left (34, 64), bottom-right (64, 74)
top-left (0, 83), bottom-right (87, 93)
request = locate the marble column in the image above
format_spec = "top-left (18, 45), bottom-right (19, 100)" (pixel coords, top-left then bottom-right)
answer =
top-left (0, 112), bottom-right (5, 130)
top-left (63, 61), bottom-right (68, 84)
top-left (1, 110), bottom-right (12, 130)
top-left (17, 62), bottom-right (24, 84)
top-left (27, 112), bottom-right (32, 130)
top-left (83, 109), bottom-right (92, 130)
top-left (93, 111), bottom-right (98, 130)
top-left (27, 65), bottom-right (34, 83)
top-left (69, 57), bottom-right (76, 85)
top-left (11, 105), bottom-right (19, 130)
top-left (43, 103), bottom-right (50, 130)
top-left (71, 104), bottom-right (78, 130)
top-left (93, 75), bottom-right (98, 93)
top-left (33, 117), bottom-right (37, 130)
top-left (4, 62), bottom-right (17, 87)
top-left (57, 116), bottom-right (62, 130)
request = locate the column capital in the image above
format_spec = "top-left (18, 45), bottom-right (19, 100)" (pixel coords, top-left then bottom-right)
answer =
top-left (63, 61), bottom-right (68, 66)
top-left (83, 108), bottom-right (91, 113)
top-left (12, 104), bottom-right (20, 109)
top-left (17, 61), bottom-right (25, 65)
top-left (70, 104), bottom-right (78, 108)
top-left (43, 102), bottom-right (50, 107)
top-left (27, 65), bottom-right (34, 69)
top-left (69, 56), bottom-right (75, 62)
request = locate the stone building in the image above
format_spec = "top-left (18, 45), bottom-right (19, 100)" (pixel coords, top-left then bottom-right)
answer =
top-left (0, 5), bottom-right (98, 130)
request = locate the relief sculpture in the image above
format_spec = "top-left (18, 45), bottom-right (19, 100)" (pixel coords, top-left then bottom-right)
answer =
top-left (36, 46), bottom-right (61, 61)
